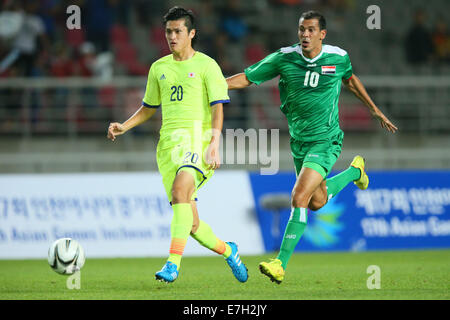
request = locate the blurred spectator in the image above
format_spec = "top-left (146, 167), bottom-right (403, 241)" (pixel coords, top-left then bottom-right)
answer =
top-left (149, 23), bottom-right (171, 58)
top-left (72, 42), bottom-right (114, 79)
top-left (37, 0), bottom-right (64, 40)
top-left (195, 0), bottom-right (218, 55)
top-left (84, 0), bottom-right (115, 52)
top-left (219, 0), bottom-right (248, 42)
top-left (73, 42), bottom-right (96, 77)
top-left (210, 33), bottom-right (235, 75)
top-left (245, 33), bottom-right (267, 66)
top-left (431, 18), bottom-right (450, 63)
top-left (0, 0), bottom-right (445, 80)
top-left (270, 0), bottom-right (302, 6)
top-left (134, 0), bottom-right (168, 27)
top-left (50, 43), bottom-right (73, 77)
top-left (94, 51), bottom-right (114, 79)
top-left (0, 0), bottom-right (49, 76)
top-left (323, 0), bottom-right (352, 11)
top-left (109, 0), bottom-right (130, 26)
top-left (0, 1), bottom-right (24, 45)
top-left (404, 9), bottom-right (433, 65)
top-left (65, 27), bottom-right (86, 50)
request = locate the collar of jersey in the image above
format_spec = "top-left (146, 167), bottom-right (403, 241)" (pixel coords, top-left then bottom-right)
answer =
top-left (171, 51), bottom-right (198, 62)
top-left (297, 44), bottom-right (324, 63)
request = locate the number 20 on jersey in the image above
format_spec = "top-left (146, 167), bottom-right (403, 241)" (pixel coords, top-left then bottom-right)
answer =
top-left (170, 85), bottom-right (183, 101)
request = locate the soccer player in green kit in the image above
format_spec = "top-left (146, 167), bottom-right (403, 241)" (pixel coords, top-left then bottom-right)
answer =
top-left (227, 11), bottom-right (398, 284)
top-left (107, 7), bottom-right (248, 283)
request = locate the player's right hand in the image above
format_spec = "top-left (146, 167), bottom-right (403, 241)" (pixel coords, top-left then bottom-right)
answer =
top-left (107, 122), bottom-right (125, 141)
top-left (206, 141), bottom-right (221, 170)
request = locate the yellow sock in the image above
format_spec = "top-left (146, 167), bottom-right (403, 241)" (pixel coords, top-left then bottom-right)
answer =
top-left (167, 203), bottom-right (193, 269)
top-left (191, 220), bottom-right (232, 258)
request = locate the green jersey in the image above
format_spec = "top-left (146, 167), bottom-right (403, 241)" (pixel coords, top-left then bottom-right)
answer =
top-left (245, 44), bottom-right (353, 142)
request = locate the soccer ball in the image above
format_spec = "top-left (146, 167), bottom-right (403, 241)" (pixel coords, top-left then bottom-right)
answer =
top-left (47, 238), bottom-right (85, 275)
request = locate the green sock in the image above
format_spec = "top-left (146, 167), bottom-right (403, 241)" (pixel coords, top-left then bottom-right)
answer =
top-left (277, 208), bottom-right (308, 270)
top-left (191, 220), bottom-right (232, 258)
top-left (167, 203), bottom-right (193, 270)
top-left (326, 166), bottom-right (361, 199)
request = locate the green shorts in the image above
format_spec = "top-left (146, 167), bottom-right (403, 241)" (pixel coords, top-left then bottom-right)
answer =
top-left (290, 131), bottom-right (344, 179)
top-left (156, 139), bottom-right (214, 203)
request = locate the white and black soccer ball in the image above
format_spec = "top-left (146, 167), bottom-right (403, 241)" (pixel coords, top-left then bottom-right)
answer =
top-left (47, 238), bottom-right (85, 275)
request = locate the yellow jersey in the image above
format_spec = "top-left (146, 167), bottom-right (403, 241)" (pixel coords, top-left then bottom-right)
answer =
top-left (142, 51), bottom-right (229, 150)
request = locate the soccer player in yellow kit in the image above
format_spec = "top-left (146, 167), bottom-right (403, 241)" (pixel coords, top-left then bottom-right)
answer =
top-left (107, 7), bottom-right (248, 283)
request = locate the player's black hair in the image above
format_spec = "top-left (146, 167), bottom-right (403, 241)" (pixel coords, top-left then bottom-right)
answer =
top-left (300, 11), bottom-right (327, 30)
top-left (163, 6), bottom-right (197, 46)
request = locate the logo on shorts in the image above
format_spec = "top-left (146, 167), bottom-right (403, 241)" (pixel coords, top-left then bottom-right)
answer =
top-left (307, 154), bottom-right (320, 158)
top-left (160, 74), bottom-right (166, 80)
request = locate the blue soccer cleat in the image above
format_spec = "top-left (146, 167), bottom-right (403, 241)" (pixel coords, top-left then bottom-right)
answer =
top-left (225, 242), bottom-right (248, 283)
top-left (155, 261), bottom-right (179, 283)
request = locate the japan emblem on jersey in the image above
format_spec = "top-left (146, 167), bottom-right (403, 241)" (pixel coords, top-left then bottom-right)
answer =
top-left (321, 66), bottom-right (336, 74)
top-left (188, 72), bottom-right (195, 78)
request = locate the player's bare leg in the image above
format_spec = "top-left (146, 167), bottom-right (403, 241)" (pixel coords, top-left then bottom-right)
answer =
top-left (171, 171), bottom-right (196, 204)
top-left (260, 167), bottom-right (322, 283)
top-left (291, 167), bottom-right (324, 208)
top-left (190, 200), bottom-right (200, 234)
top-left (308, 180), bottom-right (328, 211)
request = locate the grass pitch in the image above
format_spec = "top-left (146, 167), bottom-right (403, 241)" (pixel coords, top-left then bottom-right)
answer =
top-left (0, 250), bottom-right (449, 300)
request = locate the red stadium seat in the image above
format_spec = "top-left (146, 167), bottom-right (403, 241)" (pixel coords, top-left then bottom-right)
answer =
top-left (115, 43), bottom-right (149, 75)
top-left (116, 44), bottom-right (137, 65)
top-left (245, 43), bottom-right (266, 65)
top-left (340, 104), bottom-right (373, 130)
top-left (127, 61), bottom-right (149, 76)
top-left (65, 29), bottom-right (85, 48)
top-left (98, 86), bottom-right (117, 109)
top-left (150, 26), bottom-right (171, 57)
top-left (110, 24), bottom-right (130, 47)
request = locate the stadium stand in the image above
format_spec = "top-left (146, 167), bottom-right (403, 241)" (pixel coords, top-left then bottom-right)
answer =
top-left (0, 0), bottom-right (449, 172)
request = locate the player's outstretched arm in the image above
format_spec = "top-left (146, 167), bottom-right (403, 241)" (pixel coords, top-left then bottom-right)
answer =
top-left (206, 103), bottom-right (223, 170)
top-left (107, 106), bottom-right (157, 141)
top-left (226, 73), bottom-right (253, 90)
top-left (343, 74), bottom-right (398, 133)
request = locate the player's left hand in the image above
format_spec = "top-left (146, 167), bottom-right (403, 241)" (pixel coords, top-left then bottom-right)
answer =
top-left (206, 142), bottom-right (221, 170)
top-left (373, 112), bottom-right (398, 133)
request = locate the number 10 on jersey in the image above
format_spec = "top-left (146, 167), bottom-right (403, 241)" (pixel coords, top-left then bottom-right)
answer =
top-left (304, 71), bottom-right (319, 88)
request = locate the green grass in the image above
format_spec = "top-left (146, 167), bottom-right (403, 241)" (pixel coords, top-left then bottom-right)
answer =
top-left (0, 250), bottom-right (449, 300)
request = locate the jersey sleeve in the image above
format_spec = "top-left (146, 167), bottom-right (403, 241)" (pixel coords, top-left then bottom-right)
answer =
top-left (142, 64), bottom-right (161, 108)
top-left (204, 59), bottom-right (230, 106)
top-left (244, 51), bottom-right (282, 85)
top-left (342, 54), bottom-right (353, 80)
